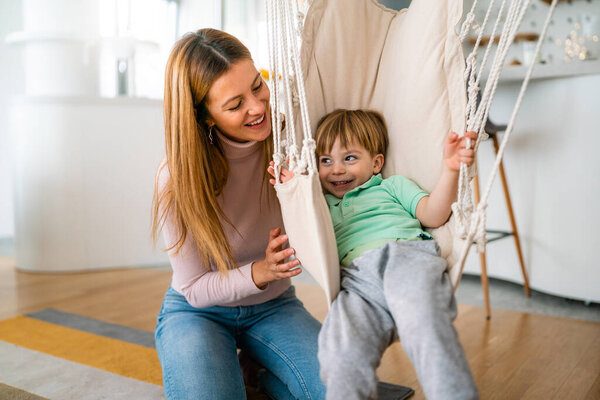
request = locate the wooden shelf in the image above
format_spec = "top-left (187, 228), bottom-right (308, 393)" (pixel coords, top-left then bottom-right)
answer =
top-left (492, 59), bottom-right (600, 83)
top-left (539, 0), bottom-right (571, 4)
top-left (468, 32), bottom-right (540, 46)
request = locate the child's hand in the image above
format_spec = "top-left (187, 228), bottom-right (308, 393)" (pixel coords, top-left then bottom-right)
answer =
top-left (268, 160), bottom-right (295, 185)
top-left (443, 131), bottom-right (477, 171)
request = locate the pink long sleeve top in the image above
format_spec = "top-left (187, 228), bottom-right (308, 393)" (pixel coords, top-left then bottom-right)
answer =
top-left (158, 133), bottom-right (290, 308)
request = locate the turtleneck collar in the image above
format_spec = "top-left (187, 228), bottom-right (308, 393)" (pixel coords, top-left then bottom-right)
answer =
top-left (216, 132), bottom-right (262, 160)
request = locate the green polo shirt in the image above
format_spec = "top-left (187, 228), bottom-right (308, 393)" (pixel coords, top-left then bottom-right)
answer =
top-left (325, 174), bottom-right (431, 265)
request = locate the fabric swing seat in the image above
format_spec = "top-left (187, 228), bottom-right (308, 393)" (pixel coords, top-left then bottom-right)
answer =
top-left (274, 0), bottom-right (468, 304)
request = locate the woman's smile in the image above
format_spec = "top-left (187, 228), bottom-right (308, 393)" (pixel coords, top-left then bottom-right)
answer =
top-left (245, 113), bottom-right (267, 129)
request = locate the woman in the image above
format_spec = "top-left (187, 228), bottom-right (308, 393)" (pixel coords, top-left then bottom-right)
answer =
top-left (152, 29), bottom-right (326, 399)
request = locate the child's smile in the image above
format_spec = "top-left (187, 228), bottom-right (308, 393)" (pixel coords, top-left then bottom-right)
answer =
top-left (318, 139), bottom-right (384, 199)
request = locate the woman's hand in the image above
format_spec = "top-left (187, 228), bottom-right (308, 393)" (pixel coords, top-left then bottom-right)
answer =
top-left (251, 227), bottom-right (302, 289)
top-left (267, 161), bottom-right (295, 185)
top-left (444, 131), bottom-right (477, 171)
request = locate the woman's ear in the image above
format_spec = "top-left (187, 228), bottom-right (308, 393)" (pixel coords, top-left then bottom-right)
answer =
top-left (373, 153), bottom-right (384, 174)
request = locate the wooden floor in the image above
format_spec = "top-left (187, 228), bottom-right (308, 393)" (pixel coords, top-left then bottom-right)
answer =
top-left (2, 255), bottom-right (599, 400)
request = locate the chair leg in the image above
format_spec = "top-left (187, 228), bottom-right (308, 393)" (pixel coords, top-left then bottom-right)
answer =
top-left (492, 135), bottom-right (531, 297)
top-left (473, 166), bottom-right (492, 319)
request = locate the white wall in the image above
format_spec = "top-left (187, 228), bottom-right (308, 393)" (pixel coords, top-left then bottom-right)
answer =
top-left (178, 0), bottom-right (222, 34)
top-left (0, 0), bottom-right (23, 238)
top-left (178, 0), bottom-right (270, 70)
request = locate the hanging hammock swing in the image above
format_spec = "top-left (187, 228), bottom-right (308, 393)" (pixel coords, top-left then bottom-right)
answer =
top-left (266, 0), bottom-right (559, 305)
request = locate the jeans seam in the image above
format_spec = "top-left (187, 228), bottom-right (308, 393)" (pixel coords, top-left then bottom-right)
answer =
top-left (155, 331), bottom-right (176, 399)
top-left (246, 330), bottom-right (311, 400)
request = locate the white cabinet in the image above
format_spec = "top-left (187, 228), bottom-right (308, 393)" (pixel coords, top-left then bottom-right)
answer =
top-left (462, 73), bottom-right (600, 303)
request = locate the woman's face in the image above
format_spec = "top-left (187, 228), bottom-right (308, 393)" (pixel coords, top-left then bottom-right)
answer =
top-left (205, 59), bottom-right (271, 143)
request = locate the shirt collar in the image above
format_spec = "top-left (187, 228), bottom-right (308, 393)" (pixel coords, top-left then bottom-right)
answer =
top-left (324, 174), bottom-right (383, 206)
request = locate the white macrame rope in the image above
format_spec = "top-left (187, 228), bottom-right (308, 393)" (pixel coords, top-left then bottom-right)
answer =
top-left (475, 0), bottom-right (528, 130)
top-left (284, 0), bottom-right (315, 173)
top-left (470, 0), bottom-right (523, 147)
top-left (452, 0), bottom-right (559, 289)
top-left (282, 0), bottom-right (316, 174)
top-left (279, 1), bottom-right (297, 150)
top-left (455, 0), bottom-right (519, 241)
top-left (468, 0), bottom-right (531, 173)
top-left (454, 0), bottom-right (531, 245)
top-left (463, 0), bottom-right (503, 103)
top-left (459, 0), bottom-right (481, 42)
top-left (467, 0), bottom-right (507, 137)
top-left (266, 0), bottom-right (284, 183)
top-left (466, 0), bottom-right (530, 244)
top-left (282, 0), bottom-right (305, 174)
top-left (266, 0), bottom-right (314, 183)
top-left (456, 0), bottom-right (513, 236)
top-left (274, 0), bottom-right (299, 176)
top-left (475, 0), bottom-right (505, 95)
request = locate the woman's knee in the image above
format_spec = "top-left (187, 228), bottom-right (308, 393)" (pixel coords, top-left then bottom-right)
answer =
top-left (156, 313), bottom-right (245, 399)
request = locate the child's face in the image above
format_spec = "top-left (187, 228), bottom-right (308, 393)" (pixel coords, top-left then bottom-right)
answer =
top-left (318, 139), bottom-right (384, 199)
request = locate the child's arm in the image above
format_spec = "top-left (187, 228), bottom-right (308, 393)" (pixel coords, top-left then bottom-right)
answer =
top-left (268, 161), bottom-right (295, 185)
top-left (416, 131), bottom-right (477, 228)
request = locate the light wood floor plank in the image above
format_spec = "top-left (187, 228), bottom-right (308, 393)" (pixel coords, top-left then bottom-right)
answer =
top-left (520, 318), bottom-right (598, 399)
top-left (555, 331), bottom-right (600, 399)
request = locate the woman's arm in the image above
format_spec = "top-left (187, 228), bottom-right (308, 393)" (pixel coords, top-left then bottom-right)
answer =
top-left (158, 165), bottom-right (299, 308)
top-left (163, 217), bottom-right (265, 308)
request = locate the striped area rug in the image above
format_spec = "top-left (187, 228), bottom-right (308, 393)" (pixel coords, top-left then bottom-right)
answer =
top-left (1, 309), bottom-right (412, 400)
top-left (0, 309), bottom-right (165, 400)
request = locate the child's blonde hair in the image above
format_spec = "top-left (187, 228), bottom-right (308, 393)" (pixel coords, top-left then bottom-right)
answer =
top-left (315, 109), bottom-right (389, 156)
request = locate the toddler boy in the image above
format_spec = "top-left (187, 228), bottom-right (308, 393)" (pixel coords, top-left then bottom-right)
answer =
top-left (270, 109), bottom-right (478, 400)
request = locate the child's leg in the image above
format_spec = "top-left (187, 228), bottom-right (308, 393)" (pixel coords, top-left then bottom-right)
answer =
top-left (382, 241), bottom-right (478, 400)
top-left (318, 288), bottom-right (395, 400)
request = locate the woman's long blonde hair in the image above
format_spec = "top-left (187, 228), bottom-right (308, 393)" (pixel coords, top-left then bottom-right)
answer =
top-left (152, 29), bottom-right (273, 275)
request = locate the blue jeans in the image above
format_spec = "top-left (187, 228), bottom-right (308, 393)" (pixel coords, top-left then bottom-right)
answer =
top-left (155, 285), bottom-right (326, 400)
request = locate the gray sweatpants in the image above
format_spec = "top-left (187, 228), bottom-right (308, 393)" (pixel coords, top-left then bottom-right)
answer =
top-left (318, 240), bottom-right (478, 400)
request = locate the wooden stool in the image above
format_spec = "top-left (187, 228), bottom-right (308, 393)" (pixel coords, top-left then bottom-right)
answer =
top-left (472, 119), bottom-right (531, 319)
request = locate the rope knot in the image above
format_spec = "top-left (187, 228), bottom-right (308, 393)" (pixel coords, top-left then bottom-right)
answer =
top-left (471, 206), bottom-right (488, 253)
top-left (291, 90), bottom-right (300, 107)
top-left (476, 202), bottom-right (488, 213)
top-left (296, 11), bottom-right (305, 34)
top-left (287, 145), bottom-right (301, 174)
top-left (297, 138), bottom-right (317, 174)
top-left (465, 52), bottom-right (477, 67)
top-left (272, 152), bottom-right (285, 183)
top-left (272, 152), bottom-right (285, 166)
top-left (460, 13), bottom-right (476, 41)
top-left (302, 138), bottom-right (316, 152)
